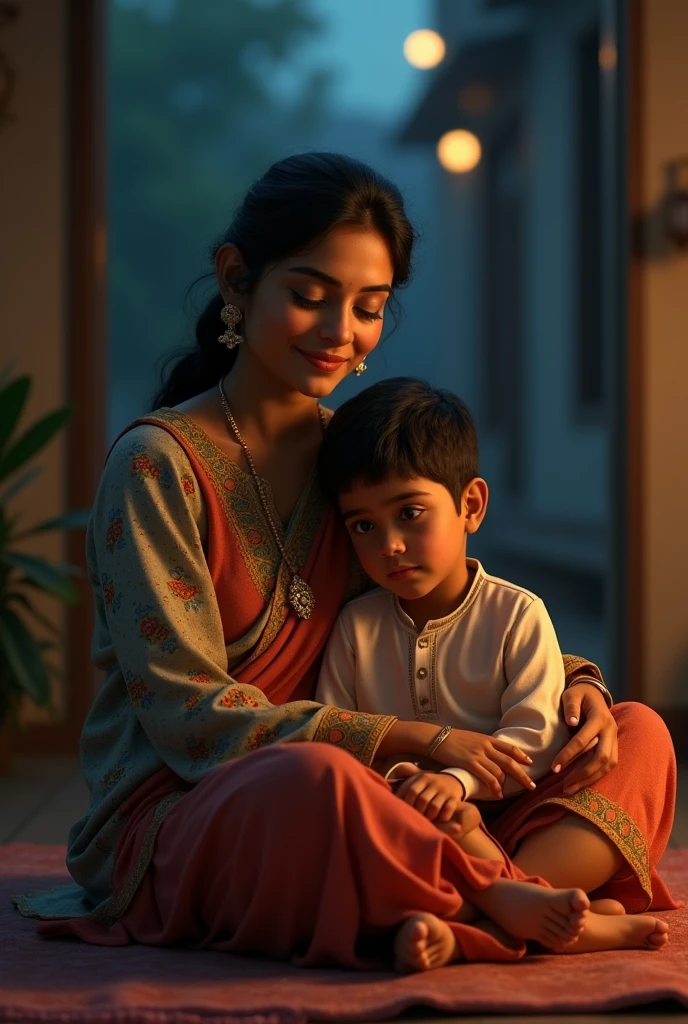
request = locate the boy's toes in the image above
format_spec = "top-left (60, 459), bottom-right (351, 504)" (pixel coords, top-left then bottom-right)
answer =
top-left (647, 920), bottom-right (669, 948)
top-left (570, 889), bottom-right (590, 913)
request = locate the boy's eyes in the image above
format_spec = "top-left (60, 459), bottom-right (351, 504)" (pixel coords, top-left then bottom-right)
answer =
top-left (349, 508), bottom-right (424, 535)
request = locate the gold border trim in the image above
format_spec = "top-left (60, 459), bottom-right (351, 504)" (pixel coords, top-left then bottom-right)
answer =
top-left (313, 708), bottom-right (398, 767)
top-left (140, 410), bottom-right (281, 603)
top-left (537, 790), bottom-right (653, 908)
top-left (84, 789), bottom-right (188, 926)
top-left (11, 790), bottom-right (188, 923)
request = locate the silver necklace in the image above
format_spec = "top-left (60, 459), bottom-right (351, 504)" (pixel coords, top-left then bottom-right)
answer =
top-left (218, 379), bottom-right (326, 620)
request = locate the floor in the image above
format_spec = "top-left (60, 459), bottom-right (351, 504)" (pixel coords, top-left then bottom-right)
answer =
top-left (2, 756), bottom-right (688, 1023)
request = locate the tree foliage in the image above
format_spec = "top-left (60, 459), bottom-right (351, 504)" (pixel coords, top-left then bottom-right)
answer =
top-left (108, 0), bottom-right (329, 429)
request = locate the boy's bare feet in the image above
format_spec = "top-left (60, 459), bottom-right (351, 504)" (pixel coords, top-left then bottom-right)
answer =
top-left (589, 898), bottom-right (626, 915)
top-left (551, 912), bottom-right (669, 953)
top-left (473, 879), bottom-right (590, 946)
top-left (393, 913), bottom-right (462, 972)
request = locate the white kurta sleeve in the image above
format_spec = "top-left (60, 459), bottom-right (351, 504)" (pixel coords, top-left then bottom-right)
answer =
top-left (315, 610), bottom-right (357, 710)
top-left (442, 598), bottom-right (568, 801)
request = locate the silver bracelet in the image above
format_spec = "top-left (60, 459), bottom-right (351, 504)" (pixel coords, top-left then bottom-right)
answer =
top-left (567, 677), bottom-right (613, 709)
top-left (424, 724), bottom-right (452, 759)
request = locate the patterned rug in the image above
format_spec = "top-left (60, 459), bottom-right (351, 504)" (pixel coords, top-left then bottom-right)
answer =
top-left (1, 844), bottom-right (686, 1024)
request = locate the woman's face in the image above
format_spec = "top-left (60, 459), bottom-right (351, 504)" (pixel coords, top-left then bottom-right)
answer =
top-left (219, 225), bottom-right (395, 398)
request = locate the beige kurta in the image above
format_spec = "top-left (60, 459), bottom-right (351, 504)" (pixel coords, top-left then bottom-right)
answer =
top-left (316, 558), bottom-right (570, 800)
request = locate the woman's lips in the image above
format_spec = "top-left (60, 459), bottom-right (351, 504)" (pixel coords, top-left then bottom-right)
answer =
top-left (387, 566), bottom-right (419, 580)
top-left (296, 348), bottom-right (348, 373)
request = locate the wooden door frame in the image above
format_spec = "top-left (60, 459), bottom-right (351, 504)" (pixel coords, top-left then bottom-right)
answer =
top-left (17, 0), bottom-right (106, 755)
top-left (624, 0), bottom-right (644, 704)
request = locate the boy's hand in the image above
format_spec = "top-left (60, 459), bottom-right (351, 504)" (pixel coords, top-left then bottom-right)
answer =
top-left (389, 765), bottom-right (467, 823)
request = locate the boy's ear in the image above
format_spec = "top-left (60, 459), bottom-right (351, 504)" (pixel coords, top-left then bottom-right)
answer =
top-left (463, 478), bottom-right (488, 534)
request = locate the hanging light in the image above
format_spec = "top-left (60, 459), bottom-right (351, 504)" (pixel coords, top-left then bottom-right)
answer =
top-left (437, 130), bottom-right (482, 173)
top-left (403, 29), bottom-right (446, 70)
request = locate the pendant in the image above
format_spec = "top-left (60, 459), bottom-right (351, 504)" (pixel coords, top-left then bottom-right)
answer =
top-left (288, 573), bottom-right (315, 620)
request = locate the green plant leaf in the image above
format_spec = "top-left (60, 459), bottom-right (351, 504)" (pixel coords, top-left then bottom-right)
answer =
top-left (0, 607), bottom-right (52, 706)
top-left (10, 508), bottom-right (91, 542)
top-left (0, 466), bottom-right (42, 506)
top-left (1, 553), bottom-right (81, 603)
top-left (0, 362), bottom-right (19, 392)
top-left (0, 406), bottom-right (73, 483)
top-left (0, 377), bottom-right (30, 459)
top-left (4, 592), bottom-right (61, 635)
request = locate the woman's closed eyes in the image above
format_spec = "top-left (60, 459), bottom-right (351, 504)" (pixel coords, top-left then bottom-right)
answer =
top-left (289, 288), bottom-right (383, 322)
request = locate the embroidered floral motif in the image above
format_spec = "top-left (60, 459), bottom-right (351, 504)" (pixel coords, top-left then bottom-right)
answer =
top-left (126, 675), bottom-right (156, 710)
top-left (184, 691), bottom-right (203, 717)
top-left (188, 671), bottom-right (212, 685)
top-left (129, 441), bottom-right (173, 489)
top-left (99, 753), bottom-right (133, 795)
top-left (134, 603), bottom-right (178, 654)
top-left (246, 529), bottom-right (263, 546)
top-left (181, 475), bottom-right (195, 495)
top-left (187, 736), bottom-right (211, 762)
top-left (185, 732), bottom-right (231, 766)
top-left (166, 567), bottom-right (203, 611)
top-left (105, 509), bottom-right (126, 553)
top-left (540, 790), bottom-right (652, 904)
top-left (313, 707), bottom-right (396, 767)
top-left (220, 687), bottom-right (265, 709)
top-left (101, 573), bottom-right (122, 613)
top-left (245, 722), bottom-right (280, 751)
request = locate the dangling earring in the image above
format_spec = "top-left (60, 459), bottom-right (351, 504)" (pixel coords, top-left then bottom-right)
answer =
top-left (218, 303), bottom-right (243, 350)
top-left (354, 361), bottom-right (368, 377)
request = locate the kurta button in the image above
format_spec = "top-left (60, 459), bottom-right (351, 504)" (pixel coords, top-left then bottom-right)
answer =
top-left (420, 697), bottom-right (430, 706)
top-left (416, 667), bottom-right (428, 679)
top-left (417, 637), bottom-right (429, 649)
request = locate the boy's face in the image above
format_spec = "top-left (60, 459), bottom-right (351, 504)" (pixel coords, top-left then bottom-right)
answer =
top-left (338, 475), bottom-right (470, 600)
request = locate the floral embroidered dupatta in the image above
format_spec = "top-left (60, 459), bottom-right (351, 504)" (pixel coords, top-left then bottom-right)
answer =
top-left (126, 408), bottom-right (356, 705)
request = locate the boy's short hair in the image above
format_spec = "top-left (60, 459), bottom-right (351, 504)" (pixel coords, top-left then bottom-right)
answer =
top-left (318, 377), bottom-right (479, 511)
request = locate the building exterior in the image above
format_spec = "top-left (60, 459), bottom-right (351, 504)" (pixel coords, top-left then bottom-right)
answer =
top-left (399, 0), bottom-right (618, 680)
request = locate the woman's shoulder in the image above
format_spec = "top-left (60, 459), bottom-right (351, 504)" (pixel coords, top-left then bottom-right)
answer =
top-left (102, 417), bottom-right (199, 494)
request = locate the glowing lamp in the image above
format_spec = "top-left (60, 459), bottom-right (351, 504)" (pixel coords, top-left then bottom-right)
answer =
top-left (436, 130), bottom-right (482, 173)
top-left (403, 29), bottom-right (446, 70)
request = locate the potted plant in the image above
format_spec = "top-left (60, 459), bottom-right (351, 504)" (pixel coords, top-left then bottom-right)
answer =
top-left (0, 368), bottom-right (91, 773)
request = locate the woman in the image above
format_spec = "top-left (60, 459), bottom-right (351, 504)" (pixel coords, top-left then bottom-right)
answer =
top-left (15, 153), bottom-right (678, 969)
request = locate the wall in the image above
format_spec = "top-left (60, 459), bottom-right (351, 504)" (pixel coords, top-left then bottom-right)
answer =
top-left (0, 0), bottom-right (68, 723)
top-left (639, 0), bottom-right (688, 709)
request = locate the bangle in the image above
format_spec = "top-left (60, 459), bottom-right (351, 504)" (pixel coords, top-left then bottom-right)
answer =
top-left (567, 677), bottom-right (613, 709)
top-left (424, 724), bottom-right (452, 759)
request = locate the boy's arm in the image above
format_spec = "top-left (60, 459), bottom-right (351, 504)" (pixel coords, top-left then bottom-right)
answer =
top-left (314, 611), bottom-right (358, 710)
top-left (441, 598), bottom-right (567, 800)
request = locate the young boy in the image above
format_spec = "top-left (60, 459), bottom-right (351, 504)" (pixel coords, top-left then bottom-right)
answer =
top-left (313, 377), bottom-right (669, 968)
top-left (316, 376), bottom-right (570, 811)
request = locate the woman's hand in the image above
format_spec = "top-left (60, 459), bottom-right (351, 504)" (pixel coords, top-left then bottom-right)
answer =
top-left (552, 683), bottom-right (618, 795)
top-left (431, 729), bottom-right (536, 798)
